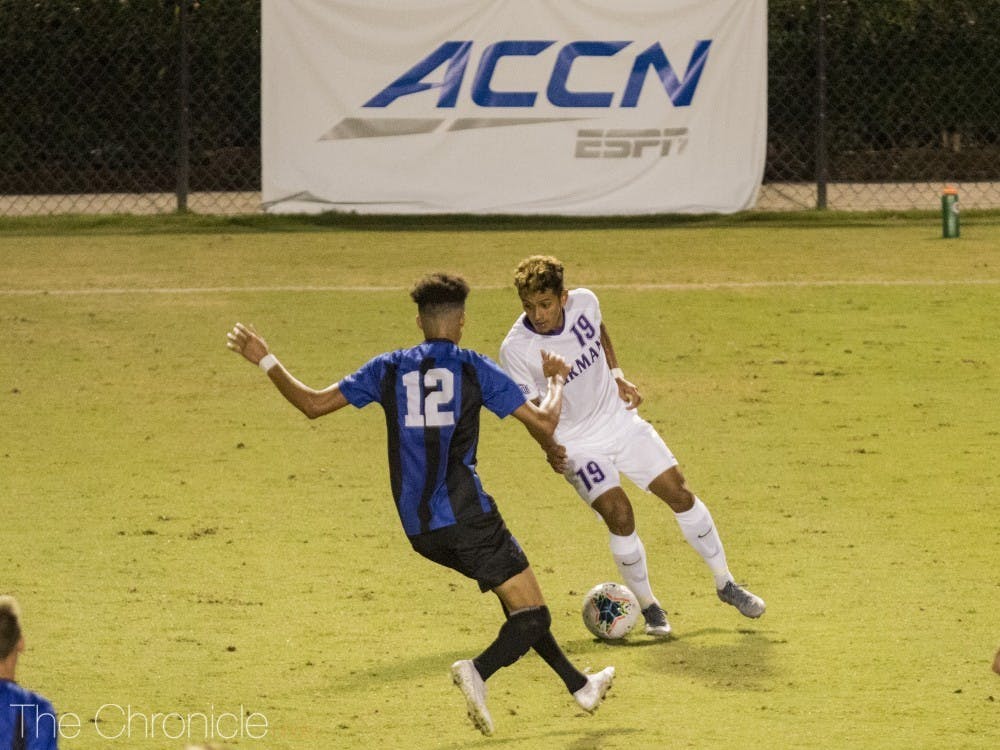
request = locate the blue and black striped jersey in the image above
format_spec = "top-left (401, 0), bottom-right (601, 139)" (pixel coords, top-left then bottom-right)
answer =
top-left (339, 339), bottom-right (526, 537)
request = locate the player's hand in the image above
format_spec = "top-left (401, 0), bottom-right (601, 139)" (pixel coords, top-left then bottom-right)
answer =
top-left (226, 322), bottom-right (270, 366)
top-left (615, 374), bottom-right (643, 410)
top-left (540, 350), bottom-right (571, 380)
top-left (545, 443), bottom-right (568, 474)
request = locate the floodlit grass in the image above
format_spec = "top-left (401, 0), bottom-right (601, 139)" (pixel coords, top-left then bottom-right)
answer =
top-left (2, 212), bottom-right (999, 749)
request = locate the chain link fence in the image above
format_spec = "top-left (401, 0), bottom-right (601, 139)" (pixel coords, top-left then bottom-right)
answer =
top-left (0, 0), bottom-right (258, 215)
top-left (2, 0), bottom-right (999, 216)
top-left (764, 0), bottom-right (1000, 211)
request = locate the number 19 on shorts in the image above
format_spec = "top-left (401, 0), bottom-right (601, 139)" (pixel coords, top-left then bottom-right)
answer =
top-left (574, 461), bottom-right (606, 492)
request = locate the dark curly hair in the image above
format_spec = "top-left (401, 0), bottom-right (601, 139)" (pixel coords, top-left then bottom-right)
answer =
top-left (410, 273), bottom-right (470, 315)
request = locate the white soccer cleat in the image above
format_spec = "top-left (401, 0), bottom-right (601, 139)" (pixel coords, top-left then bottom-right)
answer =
top-left (451, 660), bottom-right (494, 736)
top-left (573, 666), bottom-right (615, 713)
top-left (717, 581), bottom-right (766, 618)
top-left (641, 602), bottom-right (672, 637)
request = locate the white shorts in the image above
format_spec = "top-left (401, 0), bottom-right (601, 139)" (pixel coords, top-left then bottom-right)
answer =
top-left (561, 411), bottom-right (678, 504)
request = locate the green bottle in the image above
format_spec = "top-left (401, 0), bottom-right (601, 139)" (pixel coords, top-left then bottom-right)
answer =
top-left (941, 186), bottom-right (960, 238)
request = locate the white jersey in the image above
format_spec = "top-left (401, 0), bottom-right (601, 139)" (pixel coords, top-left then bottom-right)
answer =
top-left (499, 288), bottom-right (628, 444)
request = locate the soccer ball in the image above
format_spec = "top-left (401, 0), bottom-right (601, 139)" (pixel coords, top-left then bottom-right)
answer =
top-left (581, 582), bottom-right (640, 640)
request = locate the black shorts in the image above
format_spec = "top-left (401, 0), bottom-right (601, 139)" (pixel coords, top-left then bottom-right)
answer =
top-left (409, 511), bottom-right (530, 593)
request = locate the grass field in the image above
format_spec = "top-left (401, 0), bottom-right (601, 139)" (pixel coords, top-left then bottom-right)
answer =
top-left (2, 212), bottom-right (999, 749)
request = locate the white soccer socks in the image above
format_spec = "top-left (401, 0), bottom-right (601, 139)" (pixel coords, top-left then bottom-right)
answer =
top-left (674, 497), bottom-right (734, 590)
top-left (608, 531), bottom-right (656, 608)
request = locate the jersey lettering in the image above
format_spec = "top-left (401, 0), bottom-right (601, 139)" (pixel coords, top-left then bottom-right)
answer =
top-left (566, 340), bottom-right (603, 383)
top-left (569, 313), bottom-right (597, 346)
top-left (402, 368), bottom-right (456, 427)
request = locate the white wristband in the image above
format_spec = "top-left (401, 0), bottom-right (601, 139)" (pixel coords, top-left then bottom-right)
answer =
top-left (259, 353), bottom-right (278, 372)
top-left (611, 367), bottom-right (625, 380)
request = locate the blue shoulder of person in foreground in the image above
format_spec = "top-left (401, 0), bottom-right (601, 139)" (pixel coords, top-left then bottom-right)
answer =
top-left (1, 595), bottom-right (59, 750)
top-left (1, 680), bottom-right (59, 750)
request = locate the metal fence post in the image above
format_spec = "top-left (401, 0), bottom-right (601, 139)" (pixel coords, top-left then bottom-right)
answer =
top-left (815, 0), bottom-right (828, 210)
top-left (176, 0), bottom-right (191, 213)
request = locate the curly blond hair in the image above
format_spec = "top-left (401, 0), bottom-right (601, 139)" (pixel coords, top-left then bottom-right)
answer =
top-left (513, 256), bottom-right (564, 296)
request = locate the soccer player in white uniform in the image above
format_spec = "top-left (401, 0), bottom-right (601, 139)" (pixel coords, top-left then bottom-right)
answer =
top-left (499, 256), bottom-right (765, 635)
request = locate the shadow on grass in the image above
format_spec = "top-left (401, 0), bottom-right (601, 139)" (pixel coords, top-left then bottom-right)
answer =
top-left (324, 633), bottom-right (668, 691)
top-left (562, 633), bottom-right (685, 650)
top-left (433, 726), bottom-right (643, 750)
top-left (324, 624), bottom-right (780, 703)
top-left (644, 625), bottom-right (783, 691)
top-left (322, 648), bottom-right (647, 748)
top-left (321, 650), bottom-right (472, 691)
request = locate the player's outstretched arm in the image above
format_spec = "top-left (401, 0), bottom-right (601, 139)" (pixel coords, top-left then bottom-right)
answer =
top-left (511, 350), bottom-right (569, 447)
top-left (226, 322), bottom-right (348, 419)
top-left (600, 321), bottom-right (642, 410)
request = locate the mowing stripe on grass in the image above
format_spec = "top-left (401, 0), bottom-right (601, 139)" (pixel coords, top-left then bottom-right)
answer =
top-left (2, 279), bottom-right (1000, 296)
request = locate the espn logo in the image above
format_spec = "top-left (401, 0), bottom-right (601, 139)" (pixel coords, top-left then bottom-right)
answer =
top-left (575, 128), bottom-right (688, 159)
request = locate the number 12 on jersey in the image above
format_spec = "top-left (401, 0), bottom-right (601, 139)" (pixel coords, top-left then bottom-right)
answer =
top-left (403, 368), bottom-right (456, 428)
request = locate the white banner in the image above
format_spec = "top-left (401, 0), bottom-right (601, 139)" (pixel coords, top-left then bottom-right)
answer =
top-left (262, 0), bottom-right (767, 215)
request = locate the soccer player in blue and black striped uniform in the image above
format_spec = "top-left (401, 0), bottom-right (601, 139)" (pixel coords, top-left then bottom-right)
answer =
top-left (1, 596), bottom-right (59, 750)
top-left (227, 273), bottom-right (613, 736)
